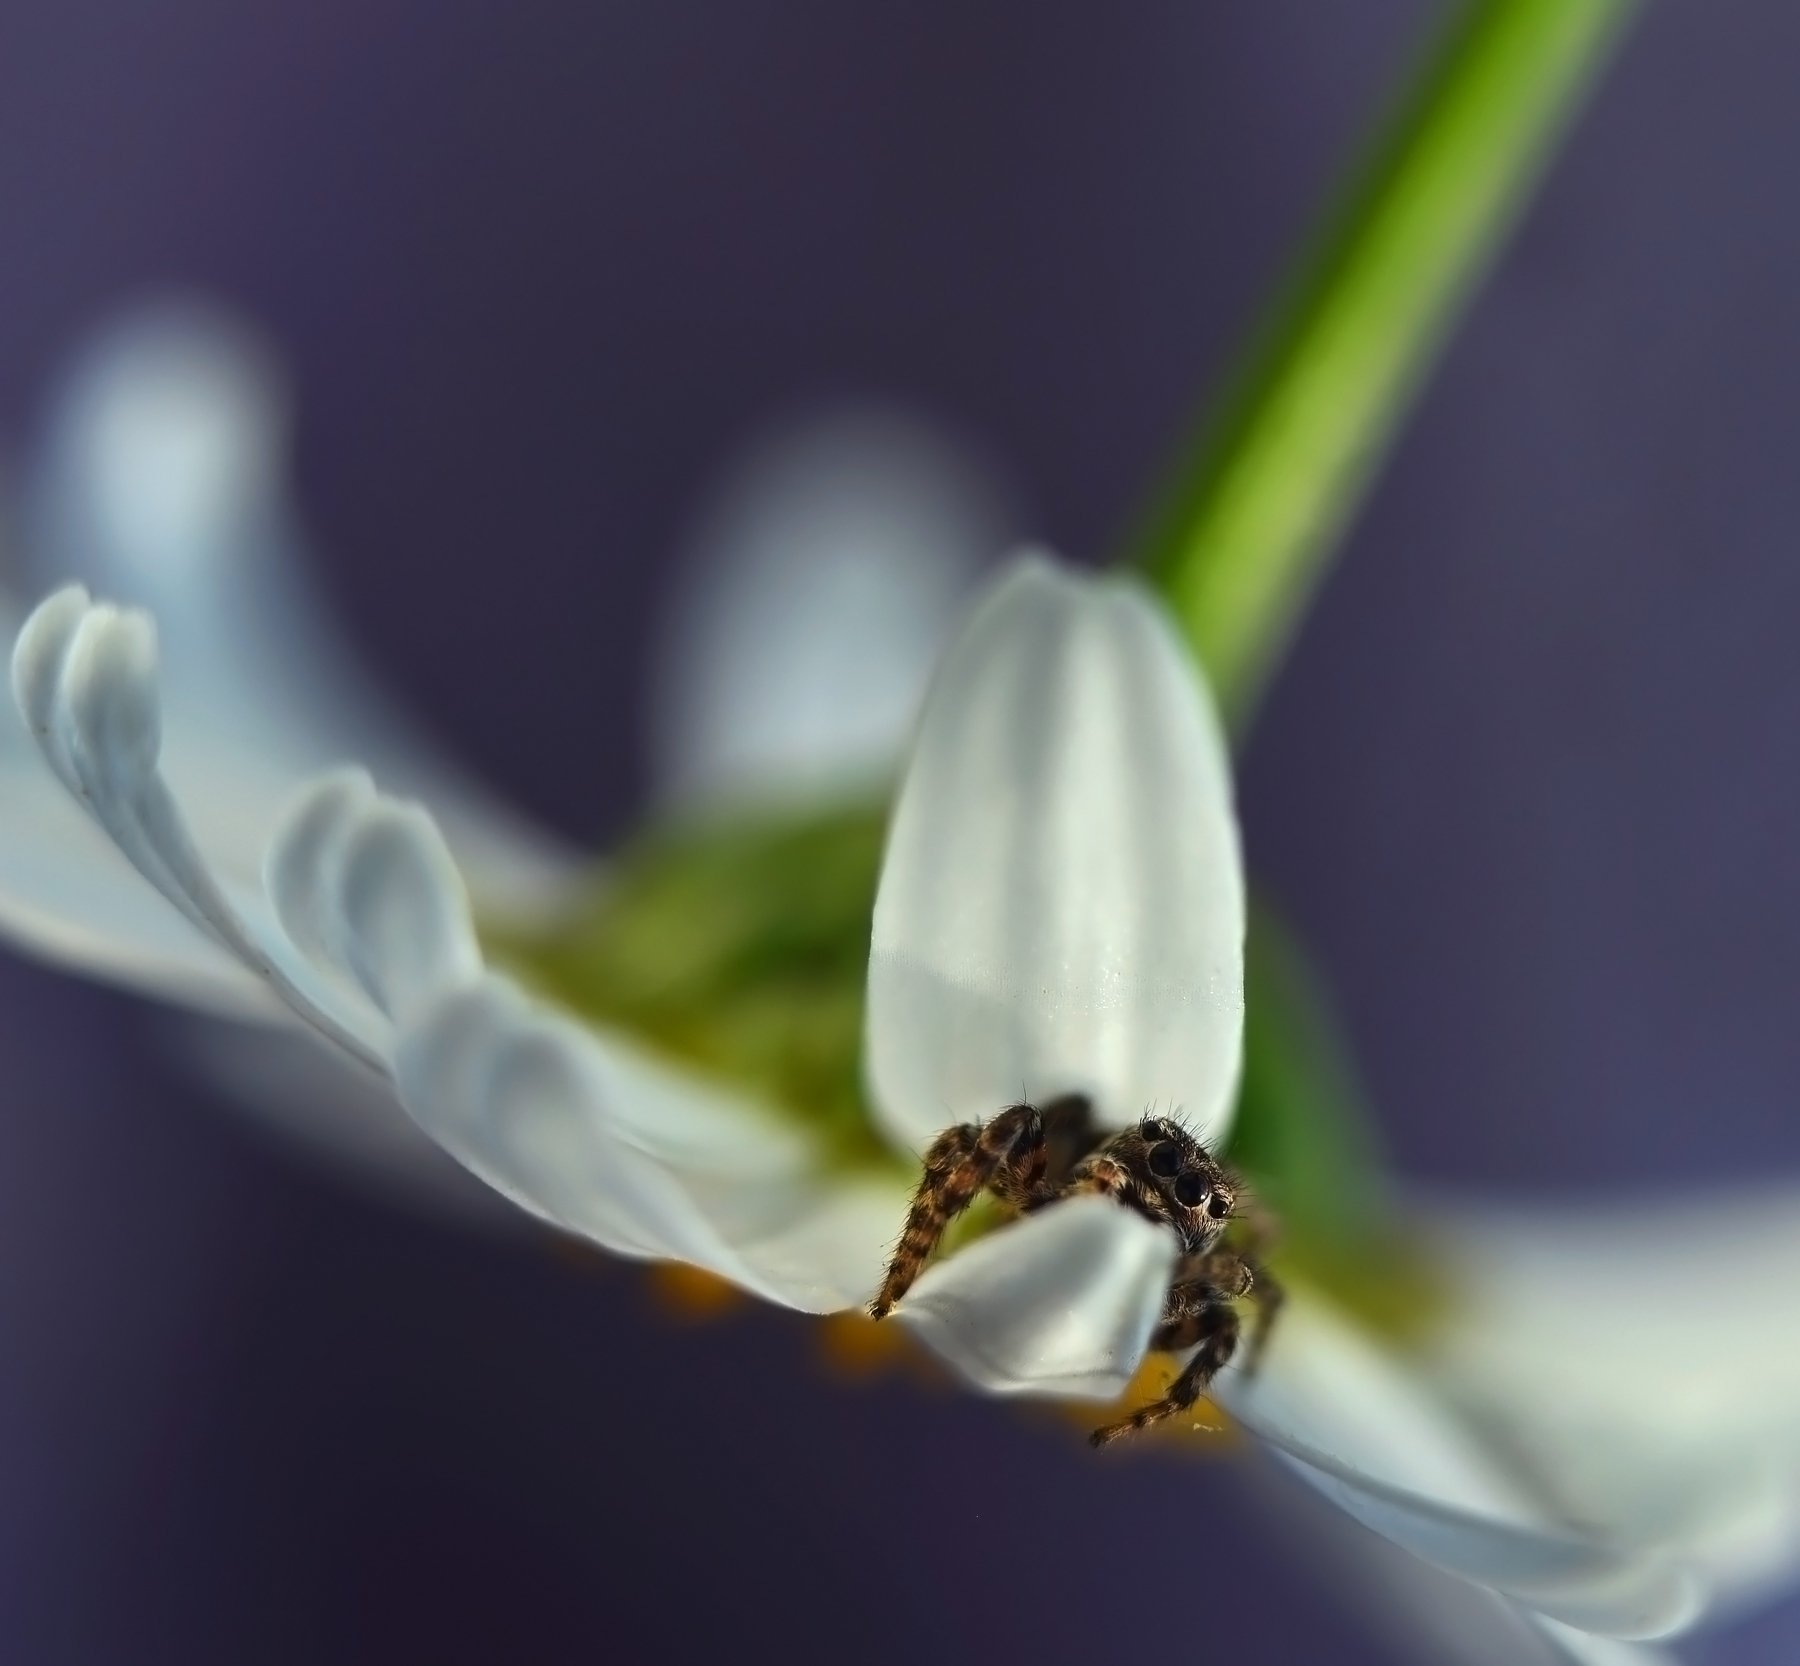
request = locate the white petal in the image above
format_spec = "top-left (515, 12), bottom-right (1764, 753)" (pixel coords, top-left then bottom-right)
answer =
top-left (866, 555), bottom-right (1245, 1151)
top-left (10, 588), bottom-right (390, 1069)
top-left (23, 303), bottom-right (283, 583)
top-left (653, 405), bottom-right (1010, 809)
top-left (17, 303), bottom-right (580, 925)
top-left (1526, 1618), bottom-right (1681, 1666)
top-left (0, 588), bottom-right (264, 1008)
top-left (0, 776), bottom-right (267, 1010)
top-left (266, 770), bottom-right (480, 1026)
top-left (168, 1014), bottom-right (508, 1216)
top-left (1260, 1468), bottom-right (1681, 1666)
top-left (893, 1197), bottom-right (1178, 1400)
top-left (393, 975), bottom-right (908, 1312)
top-left (1416, 1186), bottom-right (1800, 1610)
top-left (1216, 1293), bottom-right (1702, 1640)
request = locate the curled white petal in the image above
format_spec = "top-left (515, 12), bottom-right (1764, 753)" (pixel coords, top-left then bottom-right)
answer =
top-left (9, 588), bottom-right (389, 1069)
top-left (11, 582), bottom-right (89, 754)
top-left (66, 603), bottom-right (162, 793)
top-left (267, 770), bottom-right (480, 1026)
top-left (264, 768), bottom-right (381, 982)
top-left (867, 555), bottom-right (1245, 1151)
top-left (1217, 1294), bottom-right (1702, 1640)
top-left (0, 590), bottom-right (265, 1007)
top-left (0, 675), bottom-right (275, 1013)
top-left (893, 1197), bottom-right (1178, 1400)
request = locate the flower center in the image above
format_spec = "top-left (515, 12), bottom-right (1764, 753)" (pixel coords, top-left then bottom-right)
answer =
top-left (489, 798), bottom-right (902, 1173)
top-left (493, 795), bottom-right (1450, 1342)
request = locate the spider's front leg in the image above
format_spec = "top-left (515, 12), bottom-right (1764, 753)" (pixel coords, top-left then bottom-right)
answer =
top-left (868, 1102), bottom-right (1048, 1319)
top-left (1178, 1243), bottom-right (1286, 1376)
top-left (1088, 1295), bottom-right (1240, 1448)
top-left (1086, 1242), bottom-right (1287, 1447)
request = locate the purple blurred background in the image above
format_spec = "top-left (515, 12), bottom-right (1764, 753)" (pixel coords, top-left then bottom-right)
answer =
top-left (2, 3), bottom-right (1798, 1661)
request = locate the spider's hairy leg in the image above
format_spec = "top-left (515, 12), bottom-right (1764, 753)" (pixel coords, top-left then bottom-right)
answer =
top-left (868, 1102), bottom-right (1046, 1319)
top-left (1089, 1300), bottom-right (1240, 1448)
top-left (1060, 1152), bottom-right (1133, 1205)
top-left (1026, 1092), bottom-right (1103, 1198)
top-left (1236, 1254), bottom-right (1285, 1376)
top-left (1172, 1249), bottom-right (1253, 1306)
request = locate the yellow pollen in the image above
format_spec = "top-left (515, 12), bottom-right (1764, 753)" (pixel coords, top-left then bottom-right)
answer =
top-left (646, 1261), bottom-right (745, 1318)
top-left (1075, 1352), bottom-right (1239, 1447)
top-left (818, 1310), bottom-right (914, 1377)
top-left (643, 1260), bottom-right (1241, 1451)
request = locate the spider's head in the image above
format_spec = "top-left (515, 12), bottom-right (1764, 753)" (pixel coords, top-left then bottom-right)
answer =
top-left (1123, 1117), bottom-right (1236, 1253)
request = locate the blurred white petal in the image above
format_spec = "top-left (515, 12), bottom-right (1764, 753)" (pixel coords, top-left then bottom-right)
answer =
top-left (170, 1016), bottom-right (503, 1215)
top-left (1260, 1464), bottom-right (1682, 1666)
top-left (16, 302), bottom-right (579, 924)
top-left (1217, 1294), bottom-right (1701, 1639)
top-left (266, 768), bottom-right (480, 1027)
top-left (0, 726), bottom-right (267, 1010)
top-left (866, 555), bottom-right (1245, 1152)
top-left (1416, 1186), bottom-right (1800, 1610)
top-left (393, 975), bottom-right (906, 1311)
top-left (893, 1196), bottom-right (1177, 1400)
top-left (654, 405), bottom-right (1010, 808)
top-left (1526, 1618), bottom-right (1681, 1666)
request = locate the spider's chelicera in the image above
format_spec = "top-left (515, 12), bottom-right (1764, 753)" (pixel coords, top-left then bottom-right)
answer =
top-left (870, 1096), bottom-right (1283, 1446)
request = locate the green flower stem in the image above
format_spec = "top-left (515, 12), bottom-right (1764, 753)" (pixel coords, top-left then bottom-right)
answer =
top-left (1133, 0), bottom-right (1635, 726)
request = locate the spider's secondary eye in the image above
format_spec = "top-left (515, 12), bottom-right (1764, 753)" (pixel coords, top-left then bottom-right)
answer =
top-left (1173, 1172), bottom-right (1206, 1207)
top-left (1205, 1192), bottom-right (1231, 1219)
top-left (1141, 1120), bottom-right (1170, 1144)
top-left (1147, 1141), bottom-right (1182, 1177)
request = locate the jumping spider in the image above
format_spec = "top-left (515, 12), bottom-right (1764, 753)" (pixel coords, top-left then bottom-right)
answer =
top-left (869, 1094), bottom-right (1282, 1447)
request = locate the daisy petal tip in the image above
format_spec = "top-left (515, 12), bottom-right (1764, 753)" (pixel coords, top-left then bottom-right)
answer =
top-left (266, 767), bottom-right (479, 1023)
top-left (336, 797), bottom-right (480, 1019)
top-left (266, 767), bottom-right (379, 868)
top-left (393, 974), bottom-right (521, 1138)
top-left (64, 603), bottom-right (163, 789)
top-left (265, 770), bottom-right (377, 964)
top-left (10, 583), bottom-right (93, 738)
top-left (992, 543), bottom-right (1062, 587)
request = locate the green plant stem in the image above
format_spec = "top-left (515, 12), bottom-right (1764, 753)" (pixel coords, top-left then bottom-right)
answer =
top-left (1133, 0), bottom-right (1634, 727)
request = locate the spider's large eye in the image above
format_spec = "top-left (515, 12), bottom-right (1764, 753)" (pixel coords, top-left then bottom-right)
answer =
top-left (1146, 1141), bottom-right (1182, 1177)
top-left (1206, 1192), bottom-right (1231, 1220)
top-left (1173, 1172), bottom-right (1206, 1207)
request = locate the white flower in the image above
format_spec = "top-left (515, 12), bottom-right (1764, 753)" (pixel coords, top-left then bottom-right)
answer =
top-left (3, 305), bottom-right (1795, 1666)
